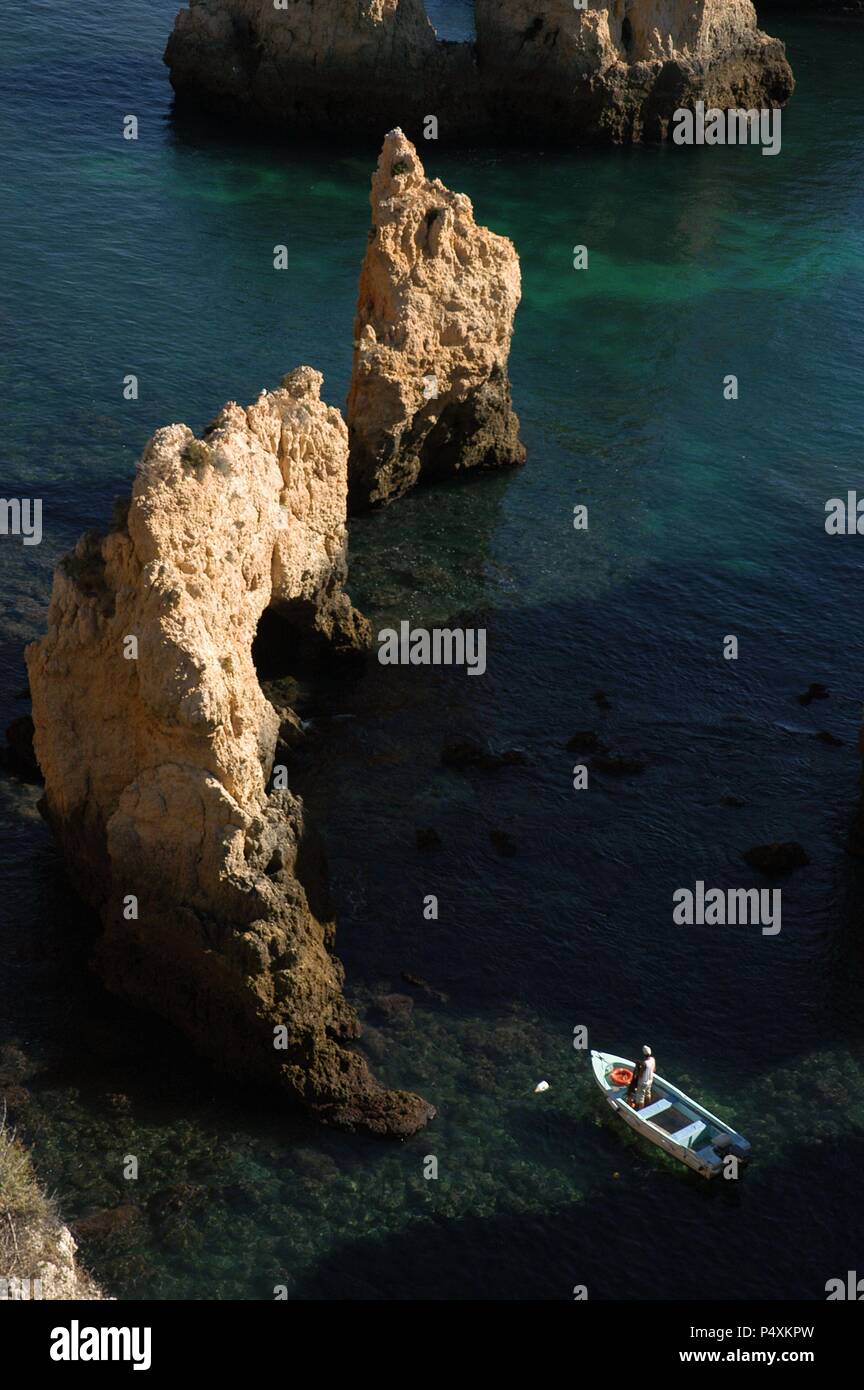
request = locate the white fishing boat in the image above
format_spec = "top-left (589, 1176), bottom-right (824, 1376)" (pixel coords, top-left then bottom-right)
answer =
top-left (591, 1050), bottom-right (751, 1179)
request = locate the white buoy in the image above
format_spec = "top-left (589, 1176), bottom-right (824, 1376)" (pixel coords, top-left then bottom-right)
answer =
top-left (534, 1080), bottom-right (550, 1093)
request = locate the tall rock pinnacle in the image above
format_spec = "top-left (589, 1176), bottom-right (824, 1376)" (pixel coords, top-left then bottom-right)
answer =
top-left (26, 368), bottom-right (434, 1138)
top-left (347, 130), bottom-right (526, 509)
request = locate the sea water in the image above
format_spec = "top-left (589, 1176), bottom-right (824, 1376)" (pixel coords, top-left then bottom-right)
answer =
top-left (2, 3), bottom-right (864, 1299)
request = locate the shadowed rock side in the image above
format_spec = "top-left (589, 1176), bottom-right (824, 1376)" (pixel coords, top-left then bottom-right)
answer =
top-left (347, 131), bottom-right (525, 510)
top-left (164, 0), bottom-right (793, 143)
top-left (165, 0), bottom-right (478, 135)
top-left (25, 368), bottom-right (434, 1138)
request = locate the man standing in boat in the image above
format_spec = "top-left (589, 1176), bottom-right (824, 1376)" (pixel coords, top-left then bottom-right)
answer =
top-left (628, 1045), bottom-right (656, 1109)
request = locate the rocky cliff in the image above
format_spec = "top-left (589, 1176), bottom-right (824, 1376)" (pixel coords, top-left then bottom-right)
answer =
top-left (25, 368), bottom-right (433, 1138)
top-left (1, 1111), bottom-right (104, 1300)
top-left (1, 1217), bottom-right (104, 1302)
top-left (164, 0), bottom-right (793, 143)
top-left (347, 130), bottom-right (524, 510)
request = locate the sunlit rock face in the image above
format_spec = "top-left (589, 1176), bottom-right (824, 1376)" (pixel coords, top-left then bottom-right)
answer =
top-left (164, 0), bottom-right (793, 142)
top-left (26, 368), bottom-right (434, 1138)
top-left (475, 0), bottom-right (794, 141)
top-left (347, 130), bottom-right (525, 509)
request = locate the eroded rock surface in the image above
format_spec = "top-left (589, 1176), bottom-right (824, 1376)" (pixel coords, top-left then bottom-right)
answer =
top-left (164, 0), bottom-right (793, 143)
top-left (476, 0), bottom-right (794, 141)
top-left (26, 368), bottom-right (433, 1138)
top-left (1, 1221), bottom-right (104, 1301)
top-left (347, 131), bottom-right (524, 509)
top-left (165, 0), bottom-right (479, 135)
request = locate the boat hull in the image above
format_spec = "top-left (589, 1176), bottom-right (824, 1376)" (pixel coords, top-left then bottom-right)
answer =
top-left (590, 1050), bottom-right (750, 1179)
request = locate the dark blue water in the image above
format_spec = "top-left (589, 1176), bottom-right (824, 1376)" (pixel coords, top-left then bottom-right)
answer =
top-left (425, 0), bottom-right (475, 38)
top-left (2, 2), bottom-right (864, 1299)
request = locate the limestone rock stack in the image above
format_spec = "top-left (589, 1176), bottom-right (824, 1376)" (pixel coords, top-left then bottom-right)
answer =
top-left (164, 0), bottom-right (793, 143)
top-left (347, 130), bottom-right (525, 509)
top-left (164, 0), bottom-right (477, 136)
top-left (475, 0), bottom-right (794, 142)
top-left (26, 368), bottom-right (433, 1138)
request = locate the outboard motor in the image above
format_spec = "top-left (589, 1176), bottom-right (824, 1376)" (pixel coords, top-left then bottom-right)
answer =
top-left (712, 1132), bottom-right (751, 1167)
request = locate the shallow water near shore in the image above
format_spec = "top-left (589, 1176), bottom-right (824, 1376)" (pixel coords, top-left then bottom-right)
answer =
top-left (2, 3), bottom-right (864, 1298)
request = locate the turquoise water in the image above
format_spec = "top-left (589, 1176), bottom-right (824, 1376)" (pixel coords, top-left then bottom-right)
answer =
top-left (3, 3), bottom-right (864, 1298)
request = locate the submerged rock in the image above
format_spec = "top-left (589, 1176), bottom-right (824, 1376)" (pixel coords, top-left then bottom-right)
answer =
top-left (146, 1186), bottom-right (207, 1222)
top-left (415, 826), bottom-right (443, 850)
top-left (441, 738), bottom-right (529, 771)
top-left (566, 731), bottom-right (607, 754)
top-left (490, 829), bottom-right (518, 857)
top-left (0, 1084), bottom-right (30, 1113)
top-left (26, 368), bottom-right (433, 1138)
top-left (164, 1), bottom-right (793, 145)
top-left (102, 1092), bottom-right (132, 1115)
top-left (369, 993), bottom-right (414, 1027)
top-left (798, 682), bottom-right (830, 706)
top-left (73, 1205), bottom-right (142, 1243)
top-left (401, 970), bottom-right (449, 1005)
top-left (347, 130), bottom-right (525, 509)
top-left (592, 752), bottom-right (647, 776)
top-left (742, 842), bottom-right (810, 873)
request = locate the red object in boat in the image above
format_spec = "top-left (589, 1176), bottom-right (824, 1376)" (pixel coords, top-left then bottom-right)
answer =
top-left (610, 1066), bottom-right (634, 1086)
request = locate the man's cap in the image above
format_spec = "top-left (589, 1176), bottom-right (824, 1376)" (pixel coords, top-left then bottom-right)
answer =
top-left (642, 1045), bottom-right (652, 1055)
